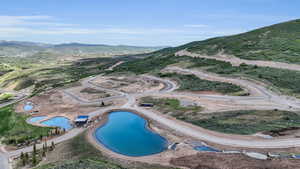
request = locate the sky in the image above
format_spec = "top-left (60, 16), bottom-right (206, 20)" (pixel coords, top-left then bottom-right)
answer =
top-left (0, 0), bottom-right (299, 46)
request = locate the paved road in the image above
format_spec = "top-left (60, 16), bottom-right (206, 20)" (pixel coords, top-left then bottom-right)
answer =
top-left (0, 152), bottom-right (9, 169)
top-left (8, 128), bottom-right (85, 158)
top-left (176, 50), bottom-right (300, 72)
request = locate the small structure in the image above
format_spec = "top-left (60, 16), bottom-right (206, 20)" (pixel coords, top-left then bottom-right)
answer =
top-left (243, 152), bottom-right (268, 160)
top-left (74, 115), bottom-right (89, 126)
top-left (139, 103), bottom-right (154, 107)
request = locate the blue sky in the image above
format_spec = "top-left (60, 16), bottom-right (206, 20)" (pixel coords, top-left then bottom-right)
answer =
top-left (0, 0), bottom-right (299, 46)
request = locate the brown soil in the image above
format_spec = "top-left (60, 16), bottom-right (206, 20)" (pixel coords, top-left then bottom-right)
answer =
top-left (264, 127), bottom-right (300, 137)
top-left (92, 76), bottom-right (163, 94)
top-left (69, 86), bottom-right (114, 101)
top-left (16, 89), bottom-right (99, 119)
top-left (170, 153), bottom-right (300, 169)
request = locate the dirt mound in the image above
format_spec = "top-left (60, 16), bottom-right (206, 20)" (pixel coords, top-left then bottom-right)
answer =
top-left (170, 152), bottom-right (300, 169)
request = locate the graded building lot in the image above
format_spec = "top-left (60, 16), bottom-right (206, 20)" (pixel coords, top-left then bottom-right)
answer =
top-left (92, 76), bottom-right (163, 94)
top-left (66, 86), bottom-right (115, 102)
top-left (170, 152), bottom-right (300, 169)
top-left (16, 90), bottom-right (99, 118)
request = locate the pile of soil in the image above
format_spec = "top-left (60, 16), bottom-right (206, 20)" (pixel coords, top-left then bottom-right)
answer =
top-left (170, 152), bottom-right (300, 169)
top-left (264, 127), bottom-right (300, 137)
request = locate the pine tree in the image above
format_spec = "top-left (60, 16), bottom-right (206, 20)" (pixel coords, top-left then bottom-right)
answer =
top-left (20, 152), bottom-right (26, 166)
top-left (25, 152), bottom-right (29, 163)
top-left (42, 149), bottom-right (46, 157)
top-left (33, 144), bottom-right (36, 154)
top-left (32, 144), bottom-right (37, 165)
top-left (32, 152), bottom-right (37, 165)
top-left (45, 141), bottom-right (48, 152)
top-left (51, 141), bottom-right (55, 149)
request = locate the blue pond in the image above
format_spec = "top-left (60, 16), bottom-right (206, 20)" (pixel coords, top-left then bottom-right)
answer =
top-left (41, 117), bottom-right (73, 130)
top-left (24, 104), bottom-right (33, 111)
top-left (94, 111), bottom-right (168, 157)
top-left (28, 116), bottom-right (47, 123)
top-left (194, 146), bottom-right (221, 152)
top-left (295, 155), bottom-right (300, 159)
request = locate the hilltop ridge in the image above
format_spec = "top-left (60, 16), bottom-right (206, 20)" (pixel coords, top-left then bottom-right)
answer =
top-left (154, 19), bottom-right (300, 64)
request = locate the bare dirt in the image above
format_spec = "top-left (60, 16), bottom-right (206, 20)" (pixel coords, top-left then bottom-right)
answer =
top-left (67, 86), bottom-right (114, 101)
top-left (176, 49), bottom-right (300, 72)
top-left (92, 76), bottom-right (162, 94)
top-left (16, 90), bottom-right (99, 120)
top-left (170, 152), bottom-right (300, 169)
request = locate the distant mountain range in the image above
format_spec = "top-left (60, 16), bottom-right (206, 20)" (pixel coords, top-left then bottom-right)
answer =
top-left (0, 41), bottom-right (166, 58)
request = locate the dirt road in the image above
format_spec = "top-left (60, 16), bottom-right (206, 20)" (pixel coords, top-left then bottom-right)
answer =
top-left (176, 50), bottom-right (300, 72)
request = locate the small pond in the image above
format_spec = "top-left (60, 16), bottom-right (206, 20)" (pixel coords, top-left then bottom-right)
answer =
top-left (41, 116), bottom-right (73, 130)
top-left (294, 155), bottom-right (300, 159)
top-left (24, 104), bottom-right (33, 111)
top-left (194, 146), bottom-right (221, 152)
top-left (94, 111), bottom-right (168, 156)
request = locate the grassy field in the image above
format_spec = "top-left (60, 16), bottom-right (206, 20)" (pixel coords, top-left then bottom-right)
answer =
top-left (140, 97), bottom-right (202, 119)
top-left (0, 42), bottom-right (159, 95)
top-left (34, 133), bottom-right (176, 169)
top-left (158, 72), bottom-right (245, 95)
top-left (0, 105), bottom-right (51, 145)
top-left (0, 93), bottom-right (14, 103)
top-left (183, 110), bottom-right (300, 135)
top-left (0, 57), bottom-right (119, 95)
top-left (111, 54), bottom-right (181, 74)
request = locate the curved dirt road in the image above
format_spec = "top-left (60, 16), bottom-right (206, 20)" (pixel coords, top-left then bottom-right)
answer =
top-left (176, 50), bottom-right (300, 72)
top-left (165, 67), bottom-right (300, 110)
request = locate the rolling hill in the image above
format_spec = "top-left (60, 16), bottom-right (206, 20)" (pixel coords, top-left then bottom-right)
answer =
top-left (111, 19), bottom-right (300, 97)
top-left (0, 41), bottom-right (164, 58)
top-left (171, 19), bottom-right (300, 64)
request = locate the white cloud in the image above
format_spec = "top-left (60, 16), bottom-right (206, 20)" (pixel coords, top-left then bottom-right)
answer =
top-left (0, 15), bottom-right (247, 45)
top-left (0, 15), bottom-right (52, 26)
top-left (184, 24), bottom-right (209, 28)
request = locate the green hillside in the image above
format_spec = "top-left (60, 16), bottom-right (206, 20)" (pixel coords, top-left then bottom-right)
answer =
top-left (180, 19), bottom-right (300, 63)
top-left (110, 20), bottom-right (300, 97)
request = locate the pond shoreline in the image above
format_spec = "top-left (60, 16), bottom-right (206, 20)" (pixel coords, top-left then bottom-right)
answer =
top-left (86, 108), bottom-right (181, 167)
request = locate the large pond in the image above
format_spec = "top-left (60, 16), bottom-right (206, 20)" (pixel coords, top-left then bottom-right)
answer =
top-left (28, 116), bottom-right (47, 123)
top-left (41, 116), bottom-right (73, 130)
top-left (94, 111), bottom-right (168, 157)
